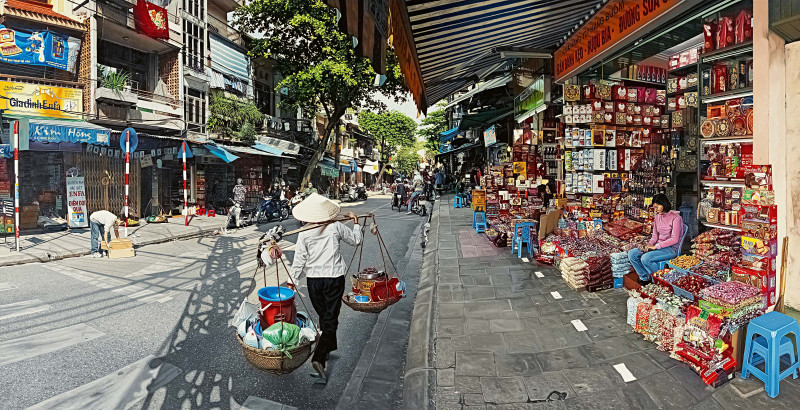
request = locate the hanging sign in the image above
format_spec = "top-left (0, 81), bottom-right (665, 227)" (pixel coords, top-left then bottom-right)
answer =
top-left (554, 0), bottom-right (693, 82)
top-left (66, 176), bottom-right (88, 228)
top-left (0, 25), bottom-right (82, 73)
top-left (0, 80), bottom-right (83, 120)
top-left (484, 126), bottom-right (497, 147)
top-left (0, 144), bottom-right (11, 158)
top-left (30, 122), bottom-right (109, 146)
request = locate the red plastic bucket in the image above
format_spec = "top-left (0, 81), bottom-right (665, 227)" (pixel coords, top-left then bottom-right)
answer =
top-left (257, 286), bottom-right (297, 327)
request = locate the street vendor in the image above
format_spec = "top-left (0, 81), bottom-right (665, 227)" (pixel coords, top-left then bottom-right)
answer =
top-left (289, 193), bottom-right (362, 383)
top-left (88, 210), bottom-right (122, 258)
top-left (627, 194), bottom-right (684, 284)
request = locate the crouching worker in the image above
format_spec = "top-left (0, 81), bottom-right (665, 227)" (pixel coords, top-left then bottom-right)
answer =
top-left (89, 210), bottom-right (123, 258)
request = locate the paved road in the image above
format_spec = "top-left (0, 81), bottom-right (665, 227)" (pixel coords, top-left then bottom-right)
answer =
top-left (0, 197), bottom-right (427, 410)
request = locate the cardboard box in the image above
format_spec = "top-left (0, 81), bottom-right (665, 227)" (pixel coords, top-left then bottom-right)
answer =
top-left (100, 238), bottom-right (135, 259)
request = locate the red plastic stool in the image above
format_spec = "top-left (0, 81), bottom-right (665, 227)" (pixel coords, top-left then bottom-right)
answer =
top-left (208, 210), bottom-right (215, 217)
top-left (196, 208), bottom-right (206, 216)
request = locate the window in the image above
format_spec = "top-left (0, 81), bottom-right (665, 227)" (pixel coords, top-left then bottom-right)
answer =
top-left (185, 87), bottom-right (206, 133)
top-left (99, 41), bottom-right (149, 91)
top-left (183, 20), bottom-right (205, 72)
top-left (183, 0), bottom-right (204, 19)
top-left (254, 83), bottom-right (273, 116)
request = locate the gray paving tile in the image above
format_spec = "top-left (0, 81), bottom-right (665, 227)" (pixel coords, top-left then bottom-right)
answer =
top-left (583, 317), bottom-right (625, 342)
top-left (495, 353), bottom-right (542, 377)
top-left (455, 376), bottom-right (483, 394)
top-left (488, 404), bottom-right (566, 410)
top-left (436, 338), bottom-right (455, 368)
top-left (581, 335), bottom-right (639, 363)
top-left (530, 294), bottom-right (549, 305)
top-left (438, 303), bottom-right (466, 319)
top-left (690, 397), bottom-right (726, 410)
top-left (456, 351), bottom-right (497, 376)
top-left (536, 303), bottom-right (567, 316)
top-left (601, 351), bottom-right (665, 380)
top-left (490, 318), bottom-right (524, 333)
top-left (535, 347), bottom-right (590, 372)
top-left (437, 318), bottom-right (466, 337)
top-left (515, 306), bottom-right (540, 318)
top-left (560, 388), bottom-right (627, 409)
top-left (438, 368), bottom-right (455, 387)
top-left (469, 333), bottom-right (508, 353)
top-left (463, 393), bottom-right (487, 406)
top-left (466, 319), bottom-right (492, 335)
top-left (522, 371), bottom-right (577, 402)
top-left (491, 274), bottom-right (512, 285)
top-left (667, 362), bottom-right (715, 401)
top-left (535, 324), bottom-right (592, 351)
top-left (474, 276), bottom-right (493, 286)
top-left (562, 365), bottom-right (622, 396)
top-left (496, 287), bottom-right (530, 299)
top-left (638, 371), bottom-right (696, 409)
top-left (481, 376), bottom-right (529, 404)
top-left (556, 310), bottom-right (588, 324)
top-left (643, 348), bottom-right (680, 370)
top-left (504, 331), bottom-right (544, 354)
top-left (509, 297), bottom-right (536, 310)
top-left (536, 314), bottom-right (565, 328)
top-left (621, 382), bottom-right (659, 409)
top-left (465, 286), bottom-right (498, 301)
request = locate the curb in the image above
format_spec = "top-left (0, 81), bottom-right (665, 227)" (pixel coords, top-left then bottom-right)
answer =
top-left (402, 198), bottom-right (440, 410)
top-left (0, 225), bottom-right (223, 268)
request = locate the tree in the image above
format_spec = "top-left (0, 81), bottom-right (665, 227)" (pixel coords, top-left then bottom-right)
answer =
top-left (393, 144), bottom-right (421, 178)
top-left (358, 110), bottom-right (417, 162)
top-left (208, 91), bottom-right (264, 142)
top-left (235, 0), bottom-right (407, 187)
top-left (418, 105), bottom-right (448, 163)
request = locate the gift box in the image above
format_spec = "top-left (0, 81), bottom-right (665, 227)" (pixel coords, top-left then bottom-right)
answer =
top-left (701, 69), bottom-right (712, 95)
top-left (677, 95), bottom-right (687, 110)
top-left (604, 129), bottom-right (616, 147)
top-left (645, 88), bottom-right (657, 104)
top-left (735, 10), bottom-right (752, 44)
top-left (687, 73), bottom-right (699, 88)
top-left (564, 85), bottom-right (581, 101)
top-left (672, 110), bottom-right (684, 128)
top-left (729, 63), bottom-right (739, 91)
top-left (592, 99), bottom-right (603, 111)
top-left (738, 61), bottom-right (748, 89)
top-left (643, 105), bottom-right (655, 116)
top-left (627, 87), bottom-right (640, 102)
top-left (653, 106), bottom-right (662, 116)
top-left (667, 78), bottom-right (678, 94)
top-left (633, 115), bottom-right (643, 126)
top-left (603, 112), bottom-right (614, 124)
top-left (616, 112), bottom-right (627, 125)
top-left (656, 90), bottom-right (667, 105)
top-left (661, 115), bottom-right (671, 128)
top-left (679, 51), bottom-right (690, 68)
top-left (717, 17), bottom-right (734, 49)
top-left (625, 114), bottom-right (634, 125)
top-left (714, 64), bottom-right (728, 93)
top-left (613, 85), bottom-right (628, 100)
top-left (678, 76), bottom-right (688, 92)
top-left (626, 102), bottom-right (636, 115)
top-left (604, 101), bottom-right (615, 112)
top-left (686, 92), bottom-right (699, 108)
top-left (669, 54), bottom-right (680, 70)
top-left (597, 83), bottom-right (612, 100)
top-left (689, 47), bottom-right (699, 64)
top-left (563, 105), bottom-right (574, 115)
top-left (703, 20), bottom-right (717, 52)
top-left (643, 116), bottom-right (652, 126)
top-left (616, 101), bottom-right (628, 113)
top-left (593, 111), bottom-right (604, 123)
top-left (667, 97), bottom-right (677, 112)
top-left (583, 84), bottom-right (595, 100)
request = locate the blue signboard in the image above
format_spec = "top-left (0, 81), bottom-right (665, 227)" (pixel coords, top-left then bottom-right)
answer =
top-left (0, 25), bottom-right (81, 73)
top-left (29, 122), bottom-right (110, 146)
top-left (483, 125), bottom-right (497, 147)
top-left (121, 127), bottom-right (138, 152)
top-left (0, 144), bottom-right (12, 158)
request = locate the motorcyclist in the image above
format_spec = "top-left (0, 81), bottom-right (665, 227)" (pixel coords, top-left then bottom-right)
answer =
top-left (304, 182), bottom-right (318, 197)
top-left (407, 171), bottom-right (424, 215)
top-left (269, 182), bottom-right (282, 203)
top-left (393, 178), bottom-right (407, 208)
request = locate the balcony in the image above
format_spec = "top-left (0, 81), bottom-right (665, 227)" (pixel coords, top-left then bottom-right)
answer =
top-left (94, 78), bottom-right (184, 132)
top-left (209, 0), bottom-right (244, 14)
top-left (97, 0), bottom-right (182, 51)
top-left (207, 13), bottom-right (246, 49)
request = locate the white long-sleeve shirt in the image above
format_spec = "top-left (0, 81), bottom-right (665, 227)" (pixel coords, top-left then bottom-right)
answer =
top-left (290, 221), bottom-right (362, 282)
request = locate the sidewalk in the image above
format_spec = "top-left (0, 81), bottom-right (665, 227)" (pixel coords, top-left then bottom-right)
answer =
top-left (0, 215), bottom-right (228, 267)
top-left (405, 195), bottom-right (800, 409)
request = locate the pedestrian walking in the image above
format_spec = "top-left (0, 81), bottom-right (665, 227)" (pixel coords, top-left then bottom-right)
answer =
top-left (434, 168), bottom-right (445, 198)
top-left (88, 210), bottom-right (122, 258)
top-left (289, 193), bottom-right (362, 383)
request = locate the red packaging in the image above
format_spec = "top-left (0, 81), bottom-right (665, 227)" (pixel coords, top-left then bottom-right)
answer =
top-left (604, 101), bottom-right (615, 112)
top-left (735, 10), bottom-right (753, 44)
top-left (717, 17), bottom-right (734, 49)
top-left (592, 100), bottom-right (603, 111)
top-left (644, 88), bottom-right (657, 103)
top-left (714, 65), bottom-right (728, 93)
top-left (679, 51), bottom-right (690, 68)
top-left (670, 55), bottom-right (679, 70)
top-left (612, 85), bottom-right (628, 100)
top-left (616, 101), bottom-right (628, 113)
top-left (703, 20), bottom-right (717, 52)
top-left (627, 87), bottom-right (640, 102)
top-left (583, 84), bottom-right (596, 100)
top-left (626, 102), bottom-right (636, 115)
top-left (637, 87), bottom-right (647, 102)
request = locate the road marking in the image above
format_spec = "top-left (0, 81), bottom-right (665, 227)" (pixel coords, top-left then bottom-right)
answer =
top-left (26, 355), bottom-right (181, 410)
top-left (613, 363), bottom-right (637, 383)
top-left (0, 299), bottom-right (51, 321)
top-left (241, 396), bottom-right (298, 410)
top-left (571, 319), bottom-right (588, 332)
top-left (46, 265), bottom-right (174, 303)
top-left (550, 291), bottom-right (563, 300)
top-left (0, 323), bottom-right (104, 366)
top-left (0, 282), bottom-right (18, 292)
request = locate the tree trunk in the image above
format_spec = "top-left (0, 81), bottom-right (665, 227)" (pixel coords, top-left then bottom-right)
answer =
top-left (334, 122), bottom-right (341, 199)
top-left (375, 163), bottom-right (389, 186)
top-left (300, 107), bottom-right (346, 191)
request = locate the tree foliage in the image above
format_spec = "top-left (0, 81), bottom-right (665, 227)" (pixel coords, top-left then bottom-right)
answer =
top-left (393, 144), bottom-right (421, 178)
top-left (208, 91), bottom-right (264, 142)
top-left (418, 105), bottom-right (448, 162)
top-left (235, 0), bottom-right (408, 185)
top-left (358, 110), bottom-right (417, 162)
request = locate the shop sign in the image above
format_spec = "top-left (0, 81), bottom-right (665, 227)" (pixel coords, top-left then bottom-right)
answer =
top-left (0, 80), bottom-right (83, 120)
top-left (0, 25), bottom-right (82, 73)
top-left (66, 176), bottom-right (88, 228)
top-left (514, 76), bottom-right (548, 120)
top-left (484, 126), bottom-right (497, 147)
top-left (30, 122), bottom-right (110, 146)
top-left (1, 199), bottom-right (13, 216)
top-left (472, 189), bottom-right (486, 212)
top-left (140, 155), bottom-right (153, 167)
top-left (513, 161), bottom-right (527, 178)
top-left (0, 144), bottom-right (11, 158)
top-left (554, 0), bottom-right (691, 82)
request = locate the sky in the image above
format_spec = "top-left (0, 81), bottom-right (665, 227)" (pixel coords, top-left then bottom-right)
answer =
top-left (376, 92), bottom-right (424, 123)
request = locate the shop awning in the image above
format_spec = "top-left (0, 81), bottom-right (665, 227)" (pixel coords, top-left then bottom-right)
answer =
top-left (204, 143), bottom-right (239, 163)
top-left (253, 143), bottom-right (284, 156)
top-left (458, 108), bottom-right (513, 131)
top-left (319, 157), bottom-right (339, 177)
top-left (436, 142), bottom-right (481, 157)
top-left (256, 136), bottom-right (301, 155)
top-left (223, 144), bottom-right (281, 158)
top-left (393, 0), bottom-right (604, 111)
top-left (443, 74), bottom-right (511, 110)
top-left (28, 119), bottom-right (112, 146)
top-left (439, 127), bottom-right (459, 143)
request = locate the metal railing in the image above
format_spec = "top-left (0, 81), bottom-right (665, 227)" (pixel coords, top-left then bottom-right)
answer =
top-left (207, 13), bottom-right (247, 48)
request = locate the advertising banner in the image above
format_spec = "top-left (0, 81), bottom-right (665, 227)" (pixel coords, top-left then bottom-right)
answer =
top-left (484, 126), bottom-right (497, 147)
top-left (0, 80), bottom-right (83, 120)
top-left (134, 0), bottom-right (170, 39)
top-left (29, 122), bottom-right (110, 146)
top-left (66, 176), bottom-right (88, 228)
top-left (0, 25), bottom-right (81, 73)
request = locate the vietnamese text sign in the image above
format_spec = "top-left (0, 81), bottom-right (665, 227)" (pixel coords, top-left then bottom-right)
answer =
top-left (484, 126), bottom-right (497, 147)
top-left (472, 189), bottom-right (486, 212)
top-left (0, 25), bottom-right (81, 73)
top-left (0, 80), bottom-right (82, 120)
top-left (554, 0), bottom-right (688, 82)
top-left (66, 176), bottom-right (88, 228)
top-left (29, 122), bottom-right (110, 146)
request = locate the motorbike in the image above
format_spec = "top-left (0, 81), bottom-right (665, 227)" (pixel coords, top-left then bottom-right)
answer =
top-left (290, 192), bottom-right (305, 213)
top-left (227, 198), bottom-right (256, 228)
top-left (356, 183), bottom-right (368, 200)
top-left (404, 190), bottom-right (427, 216)
top-left (256, 195), bottom-right (290, 224)
top-left (340, 183), bottom-right (359, 202)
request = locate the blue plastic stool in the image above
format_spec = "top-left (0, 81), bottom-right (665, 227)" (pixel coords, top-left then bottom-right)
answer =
top-left (741, 311), bottom-right (800, 398)
top-left (473, 212), bottom-right (487, 233)
top-left (454, 196), bottom-right (463, 208)
top-left (510, 222), bottom-right (534, 258)
top-left (657, 261), bottom-right (668, 270)
top-left (749, 335), bottom-right (800, 379)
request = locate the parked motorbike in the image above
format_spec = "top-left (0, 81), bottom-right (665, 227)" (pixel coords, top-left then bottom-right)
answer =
top-left (405, 191), bottom-right (427, 216)
top-left (290, 192), bottom-right (305, 213)
top-left (356, 183), bottom-right (368, 200)
top-left (256, 195), bottom-right (290, 224)
top-left (340, 183), bottom-right (359, 202)
top-left (227, 199), bottom-right (256, 228)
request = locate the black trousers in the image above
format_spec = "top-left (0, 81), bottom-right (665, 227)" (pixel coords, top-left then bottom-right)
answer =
top-left (307, 276), bottom-right (345, 364)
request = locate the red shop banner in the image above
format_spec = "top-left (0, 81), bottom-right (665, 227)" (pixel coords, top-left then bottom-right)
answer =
top-left (134, 0), bottom-right (169, 39)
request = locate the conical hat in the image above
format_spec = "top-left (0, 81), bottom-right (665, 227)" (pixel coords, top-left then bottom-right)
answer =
top-left (291, 193), bottom-right (341, 223)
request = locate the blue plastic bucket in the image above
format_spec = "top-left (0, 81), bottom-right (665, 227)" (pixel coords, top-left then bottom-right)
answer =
top-left (257, 286), bottom-right (297, 326)
top-left (258, 286), bottom-right (295, 301)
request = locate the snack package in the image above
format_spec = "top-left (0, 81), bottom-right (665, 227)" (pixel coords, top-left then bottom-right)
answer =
top-left (716, 17), bottom-right (734, 49)
top-left (704, 20), bottom-right (717, 52)
top-left (735, 10), bottom-right (753, 44)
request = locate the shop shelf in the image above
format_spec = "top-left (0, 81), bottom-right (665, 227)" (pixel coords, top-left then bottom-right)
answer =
top-left (607, 76), bottom-right (667, 87)
top-left (668, 64), bottom-right (699, 77)
top-left (701, 221), bottom-right (742, 232)
top-left (667, 85), bottom-right (698, 97)
top-left (700, 40), bottom-right (753, 63)
top-left (700, 180), bottom-right (745, 187)
top-left (700, 135), bottom-right (754, 143)
top-left (701, 87), bottom-right (753, 104)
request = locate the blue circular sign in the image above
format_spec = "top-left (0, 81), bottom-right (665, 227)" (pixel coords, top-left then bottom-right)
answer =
top-left (121, 128), bottom-right (139, 153)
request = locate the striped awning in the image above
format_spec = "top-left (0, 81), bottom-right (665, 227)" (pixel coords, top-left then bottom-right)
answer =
top-left (209, 32), bottom-right (250, 83)
top-left (400, 0), bottom-right (604, 109)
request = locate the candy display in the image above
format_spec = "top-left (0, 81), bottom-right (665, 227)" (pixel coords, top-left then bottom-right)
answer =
top-left (669, 255), bottom-right (702, 270)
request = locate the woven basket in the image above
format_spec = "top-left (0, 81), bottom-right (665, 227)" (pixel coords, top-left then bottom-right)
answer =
top-left (236, 333), bottom-right (314, 375)
top-left (342, 294), bottom-right (402, 313)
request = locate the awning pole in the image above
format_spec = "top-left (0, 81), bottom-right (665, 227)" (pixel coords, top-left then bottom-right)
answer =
top-left (13, 120), bottom-right (19, 252)
top-left (183, 143), bottom-right (188, 226)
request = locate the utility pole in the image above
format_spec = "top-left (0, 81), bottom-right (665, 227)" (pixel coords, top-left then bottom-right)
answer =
top-left (334, 120), bottom-right (341, 199)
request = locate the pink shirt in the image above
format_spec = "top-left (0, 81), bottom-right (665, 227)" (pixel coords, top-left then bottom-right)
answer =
top-left (649, 211), bottom-right (683, 250)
